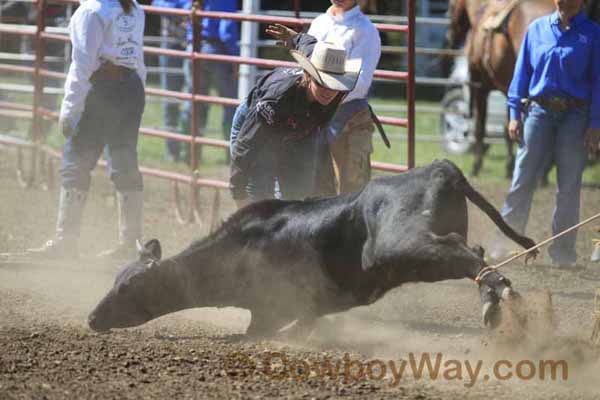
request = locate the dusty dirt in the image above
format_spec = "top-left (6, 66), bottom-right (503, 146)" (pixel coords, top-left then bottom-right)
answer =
top-left (1, 144), bottom-right (600, 399)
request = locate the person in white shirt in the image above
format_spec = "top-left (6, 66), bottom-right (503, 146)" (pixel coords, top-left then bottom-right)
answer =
top-left (29, 0), bottom-right (147, 260)
top-left (267, 0), bottom-right (382, 194)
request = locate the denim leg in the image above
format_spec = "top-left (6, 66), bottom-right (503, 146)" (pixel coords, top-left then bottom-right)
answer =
top-left (159, 18), bottom-right (185, 130)
top-left (228, 101), bottom-right (275, 200)
top-left (229, 101), bottom-right (248, 157)
top-left (104, 74), bottom-right (145, 192)
top-left (181, 42), bottom-right (215, 137)
top-left (60, 84), bottom-right (112, 190)
top-left (60, 133), bottom-right (105, 191)
top-left (181, 53), bottom-right (193, 135)
top-left (500, 104), bottom-right (554, 234)
top-left (159, 50), bottom-right (183, 129)
top-left (160, 35), bottom-right (185, 160)
top-left (199, 42), bottom-right (238, 141)
top-left (547, 108), bottom-right (588, 264)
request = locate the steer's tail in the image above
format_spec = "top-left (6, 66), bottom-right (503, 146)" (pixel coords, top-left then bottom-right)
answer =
top-left (455, 168), bottom-right (536, 251)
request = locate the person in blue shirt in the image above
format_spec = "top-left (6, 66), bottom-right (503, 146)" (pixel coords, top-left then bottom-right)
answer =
top-left (493, 0), bottom-right (600, 267)
top-left (151, 0), bottom-right (189, 162)
top-left (181, 0), bottom-right (239, 164)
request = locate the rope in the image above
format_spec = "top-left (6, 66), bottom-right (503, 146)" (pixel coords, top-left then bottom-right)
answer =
top-left (475, 211), bottom-right (600, 284)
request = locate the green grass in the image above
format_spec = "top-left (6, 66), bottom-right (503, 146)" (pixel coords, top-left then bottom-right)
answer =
top-left (3, 79), bottom-right (599, 184)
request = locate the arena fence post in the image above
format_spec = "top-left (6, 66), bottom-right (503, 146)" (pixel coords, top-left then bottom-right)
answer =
top-left (407, 0), bottom-right (416, 169)
top-left (18, 0), bottom-right (49, 188)
top-left (188, 0), bottom-right (203, 224)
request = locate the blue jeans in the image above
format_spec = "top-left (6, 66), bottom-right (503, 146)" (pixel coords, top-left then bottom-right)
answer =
top-left (182, 42), bottom-right (237, 140)
top-left (230, 101), bottom-right (277, 200)
top-left (60, 71), bottom-right (145, 192)
top-left (500, 102), bottom-right (588, 264)
top-left (159, 17), bottom-right (186, 158)
top-left (229, 101), bottom-right (322, 201)
top-left (229, 101), bottom-right (247, 158)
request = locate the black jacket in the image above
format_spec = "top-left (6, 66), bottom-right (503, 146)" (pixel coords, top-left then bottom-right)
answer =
top-left (230, 34), bottom-right (345, 200)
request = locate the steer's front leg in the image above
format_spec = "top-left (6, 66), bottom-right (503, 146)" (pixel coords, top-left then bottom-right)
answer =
top-left (393, 232), bottom-right (515, 328)
top-left (475, 264), bottom-right (517, 328)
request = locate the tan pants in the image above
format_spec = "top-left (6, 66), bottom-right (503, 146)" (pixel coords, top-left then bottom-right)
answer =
top-left (330, 107), bottom-right (374, 194)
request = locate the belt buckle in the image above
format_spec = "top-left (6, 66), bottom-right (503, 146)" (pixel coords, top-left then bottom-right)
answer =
top-left (545, 97), bottom-right (565, 112)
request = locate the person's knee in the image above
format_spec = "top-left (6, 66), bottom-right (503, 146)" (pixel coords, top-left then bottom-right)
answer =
top-left (111, 170), bottom-right (143, 192)
top-left (342, 146), bottom-right (371, 192)
top-left (60, 160), bottom-right (93, 191)
top-left (60, 172), bottom-right (92, 192)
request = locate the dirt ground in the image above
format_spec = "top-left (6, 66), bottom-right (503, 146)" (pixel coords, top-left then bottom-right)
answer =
top-left (1, 145), bottom-right (600, 399)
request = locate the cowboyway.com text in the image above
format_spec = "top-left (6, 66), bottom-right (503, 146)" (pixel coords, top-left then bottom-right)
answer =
top-left (225, 352), bottom-right (568, 387)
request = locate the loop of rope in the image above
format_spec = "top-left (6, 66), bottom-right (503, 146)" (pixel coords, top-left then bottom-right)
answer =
top-left (475, 211), bottom-right (600, 284)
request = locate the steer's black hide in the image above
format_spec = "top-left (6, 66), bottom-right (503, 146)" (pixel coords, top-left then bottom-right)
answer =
top-left (89, 160), bottom-right (537, 338)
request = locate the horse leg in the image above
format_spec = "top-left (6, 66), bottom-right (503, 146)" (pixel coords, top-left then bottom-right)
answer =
top-left (471, 86), bottom-right (489, 177)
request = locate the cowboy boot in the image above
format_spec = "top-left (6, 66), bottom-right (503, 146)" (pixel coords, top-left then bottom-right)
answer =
top-left (27, 187), bottom-right (87, 259)
top-left (97, 191), bottom-right (143, 261)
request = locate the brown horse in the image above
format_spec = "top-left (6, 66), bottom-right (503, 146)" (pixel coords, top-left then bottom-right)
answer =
top-left (446, 0), bottom-right (555, 178)
top-left (588, 0), bottom-right (600, 22)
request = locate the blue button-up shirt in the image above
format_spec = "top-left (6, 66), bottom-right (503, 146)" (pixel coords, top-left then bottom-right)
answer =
top-left (508, 11), bottom-right (600, 128)
top-left (189, 0), bottom-right (239, 56)
top-left (152, 0), bottom-right (239, 56)
top-left (151, 0), bottom-right (188, 9)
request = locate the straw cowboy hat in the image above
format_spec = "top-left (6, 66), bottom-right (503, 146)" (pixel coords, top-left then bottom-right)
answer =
top-left (290, 41), bottom-right (362, 92)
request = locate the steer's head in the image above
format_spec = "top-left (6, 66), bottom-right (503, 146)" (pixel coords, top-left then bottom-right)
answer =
top-left (88, 239), bottom-right (163, 332)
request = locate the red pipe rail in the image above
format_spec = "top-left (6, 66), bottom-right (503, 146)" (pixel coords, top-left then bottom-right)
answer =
top-left (0, 0), bottom-right (416, 224)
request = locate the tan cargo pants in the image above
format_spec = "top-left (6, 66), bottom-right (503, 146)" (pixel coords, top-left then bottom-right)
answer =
top-left (330, 106), bottom-right (375, 194)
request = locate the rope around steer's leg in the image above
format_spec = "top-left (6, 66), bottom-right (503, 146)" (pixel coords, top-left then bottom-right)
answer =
top-left (475, 211), bottom-right (600, 284)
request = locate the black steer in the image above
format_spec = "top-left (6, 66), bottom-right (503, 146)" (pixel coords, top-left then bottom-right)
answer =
top-left (89, 160), bottom-right (537, 338)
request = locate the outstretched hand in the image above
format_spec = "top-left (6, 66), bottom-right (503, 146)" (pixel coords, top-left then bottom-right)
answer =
top-left (265, 24), bottom-right (299, 48)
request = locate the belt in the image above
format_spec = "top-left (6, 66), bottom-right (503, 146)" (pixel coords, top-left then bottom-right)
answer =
top-left (92, 62), bottom-right (135, 81)
top-left (531, 96), bottom-right (587, 113)
top-left (368, 104), bottom-right (391, 149)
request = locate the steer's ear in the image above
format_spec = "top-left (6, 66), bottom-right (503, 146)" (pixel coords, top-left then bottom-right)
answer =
top-left (137, 239), bottom-right (162, 262)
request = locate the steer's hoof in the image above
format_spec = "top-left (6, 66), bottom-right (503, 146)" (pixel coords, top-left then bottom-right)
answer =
top-left (500, 286), bottom-right (519, 301)
top-left (482, 300), bottom-right (501, 329)
top-left (480, 285), bottom-right (501, 329)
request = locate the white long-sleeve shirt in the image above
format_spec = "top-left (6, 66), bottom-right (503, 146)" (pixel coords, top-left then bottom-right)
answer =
top-left (307, 5), bottom-right (381, 103)
top-left (60, 0), bottom-right (146, 129)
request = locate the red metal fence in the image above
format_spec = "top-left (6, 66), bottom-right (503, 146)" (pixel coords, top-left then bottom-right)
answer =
top-left (0, 0), bottom-right (415, 226)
